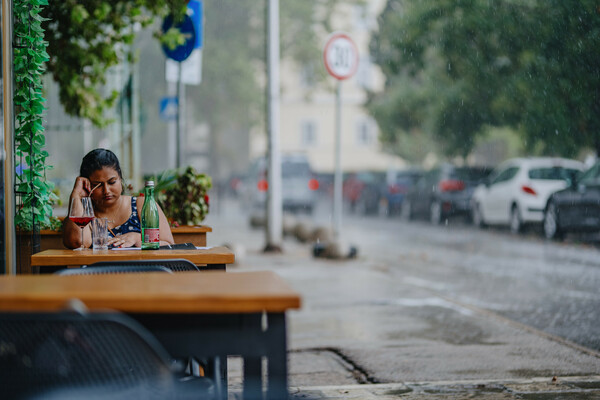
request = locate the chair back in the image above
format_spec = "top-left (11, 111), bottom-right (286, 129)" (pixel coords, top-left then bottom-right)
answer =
top-left (0, 311), bottom-right (175, 399)
top-left (90, 259), bottom-right (200, 272)
top-left (55, 265), bottom-right (173, 275)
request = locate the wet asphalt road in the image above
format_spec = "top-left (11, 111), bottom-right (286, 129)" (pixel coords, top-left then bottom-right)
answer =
top-left (210, 196), bottom-right (600, 352)
top-left (338, 213), bottom-right (600, 352)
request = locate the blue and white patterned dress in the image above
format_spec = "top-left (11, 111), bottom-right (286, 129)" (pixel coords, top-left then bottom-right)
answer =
top-left (108, 197), bottom-right (141, 237)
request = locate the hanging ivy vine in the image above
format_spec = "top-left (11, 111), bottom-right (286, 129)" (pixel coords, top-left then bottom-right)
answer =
top-left (13, 0), bottom-right (58, 231)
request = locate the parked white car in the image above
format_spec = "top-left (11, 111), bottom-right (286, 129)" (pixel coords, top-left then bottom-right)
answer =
top-left (471, 157), bottom-right (584, 233)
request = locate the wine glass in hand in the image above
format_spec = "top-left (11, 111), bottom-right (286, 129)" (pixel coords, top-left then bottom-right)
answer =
top-left (69, 197), bottom-right (95, 250)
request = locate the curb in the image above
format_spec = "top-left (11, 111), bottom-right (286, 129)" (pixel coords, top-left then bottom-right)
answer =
top-left (291, 375), bottom-right (600, 399)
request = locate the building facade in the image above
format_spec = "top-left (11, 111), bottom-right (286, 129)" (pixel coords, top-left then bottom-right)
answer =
top-left (250, 0), bottom-right (406, 174)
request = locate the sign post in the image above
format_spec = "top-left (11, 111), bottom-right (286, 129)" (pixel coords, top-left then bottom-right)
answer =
top-left (162, 0), bottom-right (204, 168)
top-left (323, 32), bottom-right (358, 240)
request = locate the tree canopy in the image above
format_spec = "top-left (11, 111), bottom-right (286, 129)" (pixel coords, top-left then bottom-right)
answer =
top-left (41, 0), bottom-right (188, 127)
top-left (369, 0), bottom-right (600, 158)
top-left (41, 0), bottom-right (354, 134)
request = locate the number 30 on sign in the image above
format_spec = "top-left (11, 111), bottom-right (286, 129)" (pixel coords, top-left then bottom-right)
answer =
top-left (323, 32), bottom-right (359, 80)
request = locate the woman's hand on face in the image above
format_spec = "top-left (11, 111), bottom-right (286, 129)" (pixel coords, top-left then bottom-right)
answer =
top-left (108, 232), bottom-right (142, 248)
top-left (72, 176), bottom-right (92, 198)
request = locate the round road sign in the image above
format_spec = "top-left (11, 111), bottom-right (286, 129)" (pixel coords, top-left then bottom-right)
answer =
top-left (161, 14), bottom-right (196, 62)
top-left (323, 32), bottom-right (359, 80)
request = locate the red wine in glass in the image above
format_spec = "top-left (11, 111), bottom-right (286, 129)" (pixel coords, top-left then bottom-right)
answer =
top-left (69, 197), bottom-right (95, 250)
top-left (70, 216), bottom-right (95, 228)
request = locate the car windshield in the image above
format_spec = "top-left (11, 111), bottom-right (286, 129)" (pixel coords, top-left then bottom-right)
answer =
top-left (281, 161), bottom-right (311, 178)
top-left (451, 167), bottom-right (491, 182)
top-left (528, 167), bottom-right (579, 181)
top-left (577, 163), bottom-right (600, 185)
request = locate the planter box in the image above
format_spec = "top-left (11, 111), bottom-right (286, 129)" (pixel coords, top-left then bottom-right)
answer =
top-left (17, 230), bottom-right (65, 275)
top-left (171, 225), bottom-right (212, 247)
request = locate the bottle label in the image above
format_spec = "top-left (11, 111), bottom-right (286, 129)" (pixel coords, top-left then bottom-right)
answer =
top-left (144, 229), bottom-right (160, 243)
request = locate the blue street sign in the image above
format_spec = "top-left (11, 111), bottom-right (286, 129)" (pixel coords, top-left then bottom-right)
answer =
top-left (159, 97), bottom-right (178, 121)
top-left (188, 0), bottom-right (203, 49)
top-left (161, 14), bottom-right (196, 62)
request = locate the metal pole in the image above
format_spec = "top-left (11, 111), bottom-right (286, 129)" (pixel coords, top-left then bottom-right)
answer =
top-left (167, 82), bottom-right (176, 169)
top-left (175, 62), bottom-right (182, 168)
top-left (131, 58), bottom-right (141, 190)
top-left (332, 80), bottom-right (342, 240)
top-left (2, 0), bottom-right (16, 274)
top-left (266, 0), bottom-right (282, 250)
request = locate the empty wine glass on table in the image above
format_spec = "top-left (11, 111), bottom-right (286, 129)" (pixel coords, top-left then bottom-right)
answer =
top-left (69, 197), bottom-right (95, 250)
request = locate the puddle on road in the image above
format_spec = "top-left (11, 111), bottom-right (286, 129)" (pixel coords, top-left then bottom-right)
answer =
top-left (387, 305), bottom-right (504, 346)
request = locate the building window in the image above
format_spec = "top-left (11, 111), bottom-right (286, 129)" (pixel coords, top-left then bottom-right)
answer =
top-left (356, 56), bottom-right (373, 90)
top-left (356, 118), bottom-right (375, 146)
top-left (300, 64), bottom-right (317, 88)
top-left (353, 5), bottom-right (371, 31)
top-left (300, 120), bottom-right (317, 147)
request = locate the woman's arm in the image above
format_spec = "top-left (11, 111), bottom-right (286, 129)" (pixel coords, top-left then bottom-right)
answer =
top-left (158, 203), bottom-right (175, 245)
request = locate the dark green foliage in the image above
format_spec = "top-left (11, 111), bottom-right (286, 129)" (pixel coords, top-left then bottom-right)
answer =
top-left (41, 0), bottom-right (188, 127)
top-left (14, 0), bottom-right (58, 230)
top-left (155, 166), bottom-right (212, 226)
top-left (369, 0), bottom-right (600, 157)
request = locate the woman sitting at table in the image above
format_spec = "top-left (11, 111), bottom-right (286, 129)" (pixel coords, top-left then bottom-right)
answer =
top-left (63, 148), bottom-right (174, 249)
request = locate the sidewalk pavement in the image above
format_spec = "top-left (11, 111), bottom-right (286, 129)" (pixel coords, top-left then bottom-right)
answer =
top-left (203, 208), bottom-right (600, 399)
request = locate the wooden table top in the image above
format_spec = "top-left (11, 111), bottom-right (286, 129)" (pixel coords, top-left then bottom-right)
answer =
top-left (0, 271), bottom-right (301, 313)
top-left (30, 246), bottom-right (235, 267)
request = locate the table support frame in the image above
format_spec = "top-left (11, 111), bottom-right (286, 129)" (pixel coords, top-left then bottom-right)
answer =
top-left (131, 312), bottom-right (289, 400)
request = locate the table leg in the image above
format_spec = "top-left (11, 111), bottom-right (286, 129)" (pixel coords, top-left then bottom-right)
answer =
top-left (243, 357), bottom-right (262, 400)
top-left (242, 313), bottom-right (263, 400)
top-left (206, 356), bottom-right (227, 400)
top-left (266, 313), bottom-right (288, 400)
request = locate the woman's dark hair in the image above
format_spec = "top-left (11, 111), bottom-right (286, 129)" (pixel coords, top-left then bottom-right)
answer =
top-left (80, 148), bottom-right (123, 180)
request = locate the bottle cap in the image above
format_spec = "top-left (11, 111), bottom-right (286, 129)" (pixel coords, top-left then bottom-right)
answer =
top-left (145, 180), bottom-right (155, 187)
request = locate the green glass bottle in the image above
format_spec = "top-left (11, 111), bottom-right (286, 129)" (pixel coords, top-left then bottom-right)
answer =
top-left (141, 180), bottom-right (160, 250)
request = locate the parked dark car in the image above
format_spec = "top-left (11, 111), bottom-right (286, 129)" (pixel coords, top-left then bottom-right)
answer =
top-left (343, 171), bottom-right (386, 214)
top-left (402, 164), bottom-right (492, 224)
top-left (380, 169), bottom-right (424, 216)
top-left (543, 161), bottom-right (600, 240)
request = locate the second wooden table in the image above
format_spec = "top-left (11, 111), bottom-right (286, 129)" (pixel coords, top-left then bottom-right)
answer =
top-left (30, 246), bottom-right (234, 274)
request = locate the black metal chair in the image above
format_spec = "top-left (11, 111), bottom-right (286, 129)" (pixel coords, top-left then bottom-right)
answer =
top-left (88, 259), bottom-right (200, 272)
top-left (55, 260), bottom-right (223, 397)
top-left (0, 311), bottom-right (215, 400)
top-left (55, 265), bottom-right (173, 275)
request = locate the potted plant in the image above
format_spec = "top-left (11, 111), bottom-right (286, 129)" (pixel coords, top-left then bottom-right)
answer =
top-left (150, 166), bottom-right (213, 246)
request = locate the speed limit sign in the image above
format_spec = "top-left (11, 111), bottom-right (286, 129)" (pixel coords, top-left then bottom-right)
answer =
top-left (323, 32), bottom-right (359, 80)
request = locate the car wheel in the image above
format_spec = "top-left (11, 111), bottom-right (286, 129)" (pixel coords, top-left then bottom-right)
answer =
top-left (430, 201), bottom-right (443, 225)
top-left (356, 199), bottom-right (366, 215)
top-left (378, 198), bottom-right (389, 217)
top-left (543, 201), bottom-right (564, 240)
top-left (472, 203), bottom-right (486, 228)
top-left (509, 205), bottom-right (523, 234)
top-left (401, 199), bottom-right (413, 221)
